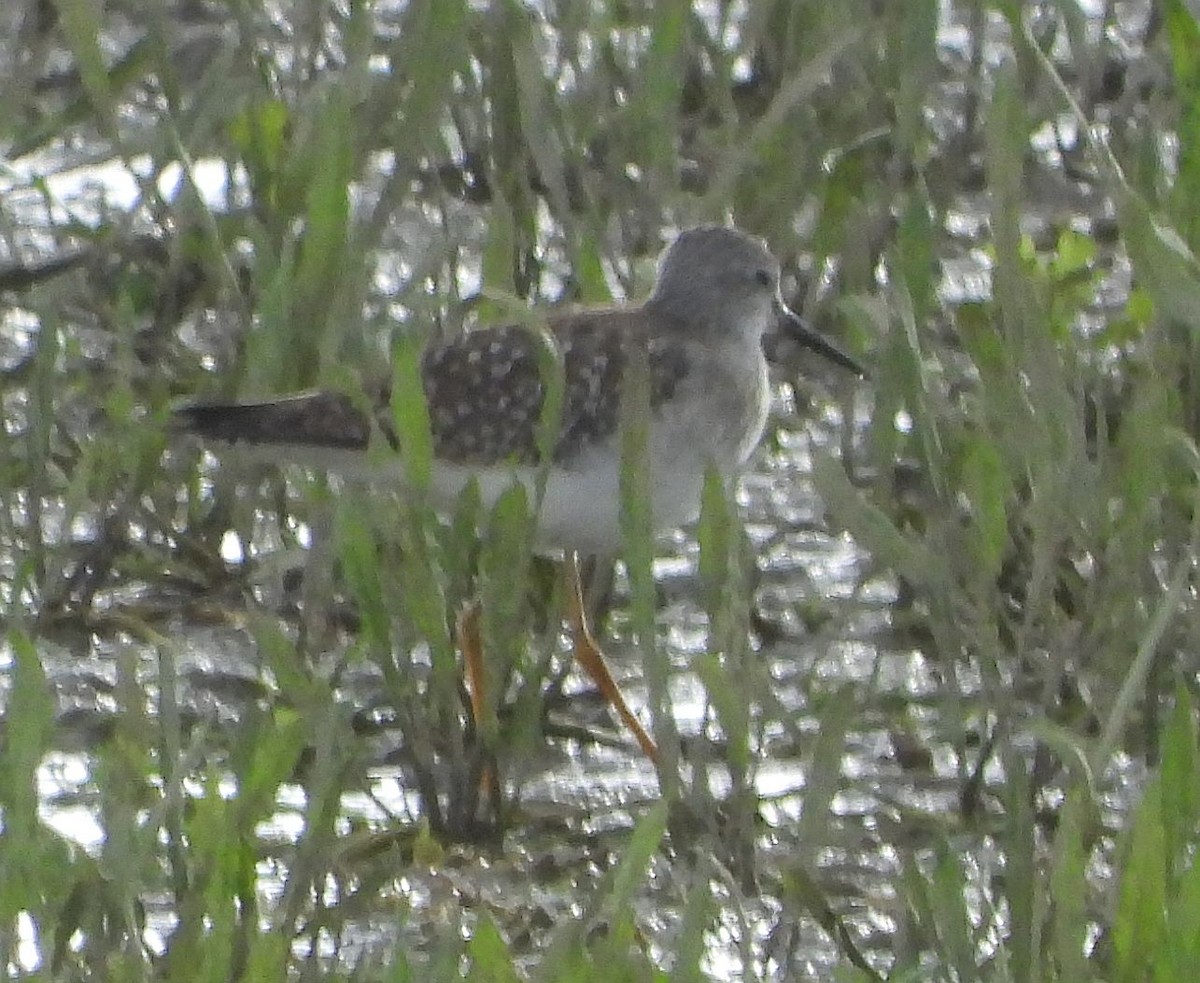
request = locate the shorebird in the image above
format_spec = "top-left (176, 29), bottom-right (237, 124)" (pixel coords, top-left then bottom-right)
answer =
top-left (173, 226), bottom-right (865, 761)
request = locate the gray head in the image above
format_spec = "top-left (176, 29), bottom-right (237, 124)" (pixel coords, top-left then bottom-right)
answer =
top-left (645, 226), bottom-right (866, 376)
top-left (646, 226), bottom-right (781, 342)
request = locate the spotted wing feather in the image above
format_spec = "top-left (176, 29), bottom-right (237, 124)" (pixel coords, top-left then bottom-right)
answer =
top-left (175, 311), bottom-right (691, 467)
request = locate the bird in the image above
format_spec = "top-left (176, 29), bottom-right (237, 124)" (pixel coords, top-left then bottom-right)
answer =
top-left (172, 225), bottom-right (866, 762)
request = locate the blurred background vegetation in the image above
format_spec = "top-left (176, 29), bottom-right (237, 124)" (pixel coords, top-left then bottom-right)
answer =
top-left (2, 0), bottom-right (1200, 979)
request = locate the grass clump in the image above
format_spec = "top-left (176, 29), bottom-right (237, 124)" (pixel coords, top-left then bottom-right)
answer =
top-left (3, 1), bottom-right (1200, 979)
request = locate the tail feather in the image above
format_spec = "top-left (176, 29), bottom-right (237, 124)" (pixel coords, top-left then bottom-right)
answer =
top-left (171, 392), bottom-right (373, 450)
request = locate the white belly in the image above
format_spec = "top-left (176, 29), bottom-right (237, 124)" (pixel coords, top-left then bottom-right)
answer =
top-left (427, 454), bottom-right (708, 556)
top-left (210, 354), bottom-right (771, 556)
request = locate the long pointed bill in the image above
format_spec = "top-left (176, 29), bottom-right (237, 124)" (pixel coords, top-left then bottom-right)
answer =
top-left (776, 300), bottom-right (867, 378)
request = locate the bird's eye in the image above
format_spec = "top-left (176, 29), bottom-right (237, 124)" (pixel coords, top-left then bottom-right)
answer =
top-left (753, 269), bottom-right (772, 287)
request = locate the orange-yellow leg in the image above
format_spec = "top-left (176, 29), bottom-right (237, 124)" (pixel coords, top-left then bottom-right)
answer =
top-left (564, 553), bottom-right (659, 763)
top-left (457, 602), bottom-right (488, 735)
top-left (456, 602), bottom-right (497, 797)
top-left (457, 557), bottom-right (659, 765)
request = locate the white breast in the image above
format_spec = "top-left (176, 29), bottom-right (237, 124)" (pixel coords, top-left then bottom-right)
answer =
top-left (210, 345), bottom-right (773, 557)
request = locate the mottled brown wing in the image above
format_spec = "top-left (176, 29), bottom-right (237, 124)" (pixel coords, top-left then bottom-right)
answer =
top-left (415, 310), bottom-right (691, 466)
top-left (174, 310), bottom-right (691, 466)
top-left (416, 323), bottom-right (550, 465)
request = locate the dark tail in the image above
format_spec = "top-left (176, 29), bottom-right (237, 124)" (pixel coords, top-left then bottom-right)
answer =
top-left (171, 392), bottom-right (373, 450)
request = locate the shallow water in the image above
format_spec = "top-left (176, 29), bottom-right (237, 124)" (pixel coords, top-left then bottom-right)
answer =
top-left (0, 0), bottom-right (1163, 976)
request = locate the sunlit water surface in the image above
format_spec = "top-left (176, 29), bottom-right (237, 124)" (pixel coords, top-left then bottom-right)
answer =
top-left (0, 0), bottom-right (1160, 976)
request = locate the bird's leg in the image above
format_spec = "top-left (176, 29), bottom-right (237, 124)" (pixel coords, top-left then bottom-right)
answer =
top-left (460, 555), bottom-right (659, 765)
top-left (456, 602), bottom-right (499, 803)
top-left (457, 601), bottom-right (488, 734)
top-left (564, 551), bottom-right (659, 763)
